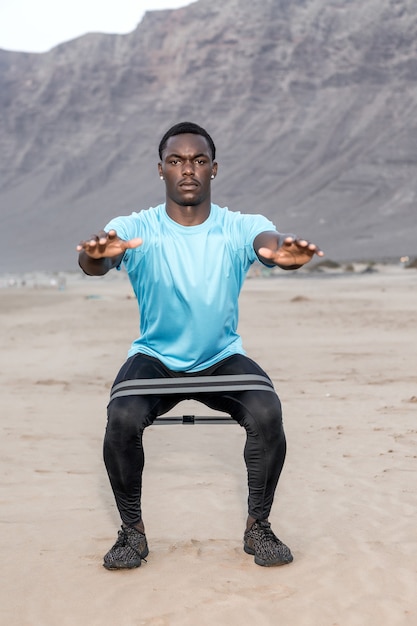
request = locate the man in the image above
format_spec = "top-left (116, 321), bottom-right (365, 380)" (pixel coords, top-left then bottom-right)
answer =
top-left (77, 121), bottom-right (323, 570)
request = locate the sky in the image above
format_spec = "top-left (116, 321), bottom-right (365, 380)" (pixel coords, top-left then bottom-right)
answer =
top-left (0, 0), bottom-right (193, 53)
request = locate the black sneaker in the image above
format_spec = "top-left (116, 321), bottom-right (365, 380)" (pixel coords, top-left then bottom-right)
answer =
top-left (103, 525), bottom-right (149, 570)
top-left (244, 520), bottom-right (293, 566)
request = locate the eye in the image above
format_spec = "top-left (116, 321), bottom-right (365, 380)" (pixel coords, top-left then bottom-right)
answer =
top-left (169, 159), bottom-right (180, 165)
top-left (196, 159), bottom-right (207, 165)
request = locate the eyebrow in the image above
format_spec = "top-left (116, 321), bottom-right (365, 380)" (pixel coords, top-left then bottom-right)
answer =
top-left (165, 152), bottom-right (209, 160)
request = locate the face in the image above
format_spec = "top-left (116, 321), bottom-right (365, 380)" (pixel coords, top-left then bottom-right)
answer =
top-left (158, 133), bottom-right (217, 207)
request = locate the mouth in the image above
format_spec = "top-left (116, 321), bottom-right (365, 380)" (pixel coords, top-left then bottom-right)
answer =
top-left (179, 180), bottom-right (199, 190)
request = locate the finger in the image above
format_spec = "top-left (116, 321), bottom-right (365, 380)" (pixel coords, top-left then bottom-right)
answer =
top-left (96, 230), bottom-right (116, 244)
top-left (76, 242), bottom-right (100, 257)
top-left (93, 230), bottom-right (117, 253)
top-left (76, 235), bottom-right (98, 251)
top-left (86, 234), bottom-right (99, 247)
top-left (306, 242), bottom-right (324, 256)
top-left (76, 240), bottom-right (87, 251)
top-left (77, 235), bottom-right (99, 252)
top-left (77, 231), bottom-right (114, 249)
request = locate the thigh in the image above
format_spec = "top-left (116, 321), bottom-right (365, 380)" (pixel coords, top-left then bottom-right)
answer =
top-left (112, 353), bottom-right (173, 386)
top-left (107, 393), bottom-right (178, 430)
top-left (108, 353), bottom-right (182, 428)
top-left (208, 354), bottom-right (273, 381)
top-left (195, 354), bottom-right (281, 424)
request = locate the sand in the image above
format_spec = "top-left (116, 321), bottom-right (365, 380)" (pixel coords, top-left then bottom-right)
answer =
top-left (0, 265), bottom-right (416, 625)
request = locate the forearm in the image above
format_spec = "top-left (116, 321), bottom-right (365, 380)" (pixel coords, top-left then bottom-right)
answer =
top-left (78, 251), bottom-right (123, 276)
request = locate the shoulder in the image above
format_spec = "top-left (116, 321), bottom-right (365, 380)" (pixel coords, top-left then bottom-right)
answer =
top-left (105, 205), bottom-right (164, 237)
top-left (211, 204), bottom-right (276, 235)
top-left (210, 204), bottom-right (247, 226)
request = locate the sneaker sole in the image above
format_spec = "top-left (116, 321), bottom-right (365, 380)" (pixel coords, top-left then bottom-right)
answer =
top-left (244, 544), bottom-right (293, 566)
top-left (103, 560), bottom-right (142, 570)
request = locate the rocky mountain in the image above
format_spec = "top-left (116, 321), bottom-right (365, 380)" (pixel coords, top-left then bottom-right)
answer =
top-left (1, 0), bottom-right (417, 272)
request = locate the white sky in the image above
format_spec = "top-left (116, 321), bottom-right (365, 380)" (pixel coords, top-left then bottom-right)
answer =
top-left (0, 0), bottom-right (193, 53)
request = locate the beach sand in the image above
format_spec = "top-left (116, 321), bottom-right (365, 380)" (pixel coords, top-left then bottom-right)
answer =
top-left (1, 265), bottom-right (416, 625)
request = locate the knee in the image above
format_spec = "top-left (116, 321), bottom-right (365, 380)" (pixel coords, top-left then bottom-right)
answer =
top-left (245, 398), bottom-right (284, 442)
top-left (106, 398), bottom-right (142, 438)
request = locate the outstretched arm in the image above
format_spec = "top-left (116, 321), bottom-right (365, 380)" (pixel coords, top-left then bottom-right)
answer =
top-left (77, 229), bottom-right (143, 276)
top-left (254, 231), bottom-right (324, 270)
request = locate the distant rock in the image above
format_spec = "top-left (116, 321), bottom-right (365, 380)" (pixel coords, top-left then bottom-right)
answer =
top-left (1, 0), bottom-right (417, 271)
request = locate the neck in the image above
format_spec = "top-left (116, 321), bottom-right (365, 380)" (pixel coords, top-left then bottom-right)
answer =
top-left (165, 200), bottom-right (211, 226)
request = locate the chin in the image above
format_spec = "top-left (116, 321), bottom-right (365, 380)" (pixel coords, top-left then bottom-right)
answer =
top-left (177, 195), bottom-right (202, 207)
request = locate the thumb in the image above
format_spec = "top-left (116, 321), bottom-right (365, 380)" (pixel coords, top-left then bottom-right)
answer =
top-left (125, 237), bottom-right (143, 250)
top-left (258, 247), bottom-right (275, 259)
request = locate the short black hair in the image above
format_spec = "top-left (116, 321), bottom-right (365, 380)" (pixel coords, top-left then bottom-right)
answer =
top-left (158, 121), bottom-right (216, 161)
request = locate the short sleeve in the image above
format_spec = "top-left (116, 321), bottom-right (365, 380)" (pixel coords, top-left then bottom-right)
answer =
top-left (104, 213), bottom-right (143, 271)
top-left (232, 213), bottom-right (277, 265)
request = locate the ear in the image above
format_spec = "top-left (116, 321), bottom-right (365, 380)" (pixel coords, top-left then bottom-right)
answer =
top-left (158, 162), bottom-right (163, 178)
top-left (211, 161), bottom-right (218, 179)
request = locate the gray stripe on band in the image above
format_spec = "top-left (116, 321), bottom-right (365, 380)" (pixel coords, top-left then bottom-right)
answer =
top-left (110, 383), bottom-right (276, 401)
top-left (111, 374), bottom-right (273, 394)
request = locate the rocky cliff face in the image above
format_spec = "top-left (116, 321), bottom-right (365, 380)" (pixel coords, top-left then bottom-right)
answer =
top-left (1, 0), bottom-right (416, 271)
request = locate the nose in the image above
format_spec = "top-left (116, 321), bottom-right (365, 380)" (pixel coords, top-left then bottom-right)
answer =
top-left (182, 159), bottom-right (195, 176)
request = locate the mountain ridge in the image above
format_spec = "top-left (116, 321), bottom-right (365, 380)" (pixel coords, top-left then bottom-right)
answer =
top-left (1, 0), bottom-right (416, 272)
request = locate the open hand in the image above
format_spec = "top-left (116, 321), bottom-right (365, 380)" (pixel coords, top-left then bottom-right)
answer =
top-left (258, 236), bottom-right (324, 268)
top-left (76, 229), bottom-right (143, 259)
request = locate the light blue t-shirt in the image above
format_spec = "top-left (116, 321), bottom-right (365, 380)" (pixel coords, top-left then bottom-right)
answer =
top-left (105, 203), bottom-right (276, 372)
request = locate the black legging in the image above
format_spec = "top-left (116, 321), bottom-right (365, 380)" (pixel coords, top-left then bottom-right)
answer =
top-left (104, 353), bottom-right (287, 526)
